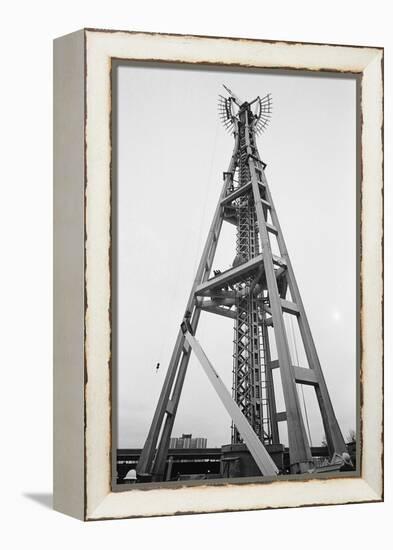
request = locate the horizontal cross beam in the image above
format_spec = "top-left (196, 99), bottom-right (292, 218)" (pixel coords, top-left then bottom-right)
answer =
top-left (293, 366), bottom-right (318, 386)
top-left (264, 296), bottom-right (297, 318)
top-left (194, 255), bottom-right (265, 296)
top-left (269, 361), bottom-right (318, 386)
top-left (200, 297), bottom-right (237, 307)
top-left (281, 299), bottom-right (300, 315)
top-left (266, 222), bottom-right (278, 235)
top-left (220, 181), bottom-right (267, 207)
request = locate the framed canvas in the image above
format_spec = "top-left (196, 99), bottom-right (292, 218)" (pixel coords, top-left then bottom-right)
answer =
top-left (53, 28), bottom-right (383, 520)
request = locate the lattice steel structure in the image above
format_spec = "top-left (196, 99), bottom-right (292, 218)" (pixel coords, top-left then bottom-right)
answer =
top-left (229, 95), bottom-right (272, 446)
top-left (136, 86), bottom-right (347, 480)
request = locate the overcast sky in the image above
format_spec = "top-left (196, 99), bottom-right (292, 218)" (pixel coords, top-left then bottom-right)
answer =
top-left (115, 62), bottom-right (357, 449)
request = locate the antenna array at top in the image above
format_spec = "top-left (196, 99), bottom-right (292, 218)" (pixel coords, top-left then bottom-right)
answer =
top-left (218, 85), bottom-right (273, 136)
top-left (218, 95), bottom-right (236, 134)
top-left (254, 93), bottom-right (273, 136)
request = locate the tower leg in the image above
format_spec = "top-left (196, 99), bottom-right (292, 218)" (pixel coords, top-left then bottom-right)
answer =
top-left (264, 178), bottom-right (347, 456)
top-left (136, 327), bottom-right (186, 475)
top-left (151, 309), bottom-right (201, 480)
top-left (136, 129), bottom-right (241, 478)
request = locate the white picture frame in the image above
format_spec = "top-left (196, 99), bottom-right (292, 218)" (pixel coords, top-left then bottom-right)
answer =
top-left (53, 28), bottom-right (383, 520)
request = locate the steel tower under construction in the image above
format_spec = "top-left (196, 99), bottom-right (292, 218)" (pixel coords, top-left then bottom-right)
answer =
top-left (136, 85), bottom-right (348, 481)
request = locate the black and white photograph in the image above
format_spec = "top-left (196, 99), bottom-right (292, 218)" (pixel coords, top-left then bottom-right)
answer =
top-left (1, 0), bottom-right (388, 541)
top-left (113, 62), bottom-right (358, 486)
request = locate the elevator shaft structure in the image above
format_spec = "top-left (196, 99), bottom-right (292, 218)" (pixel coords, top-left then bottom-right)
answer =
top-left (136, 87), bottom-right (347, 480)
top-left (231, 116), bottom-right (271, 446)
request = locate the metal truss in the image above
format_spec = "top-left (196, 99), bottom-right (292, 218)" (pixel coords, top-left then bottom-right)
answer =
top-left (231, 120), bottom-right (268, 445)
top-left (136, 88), bottom-right (348, 480)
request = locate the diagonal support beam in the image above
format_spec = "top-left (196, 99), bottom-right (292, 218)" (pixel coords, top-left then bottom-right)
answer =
top-left (183, 328), bottom-right (278, 477)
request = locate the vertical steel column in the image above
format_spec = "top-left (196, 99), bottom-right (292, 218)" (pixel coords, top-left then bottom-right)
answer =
top-left (245, 109), bottom-right (313, 472)
top-left (232, 120), bottom-right (266, 445)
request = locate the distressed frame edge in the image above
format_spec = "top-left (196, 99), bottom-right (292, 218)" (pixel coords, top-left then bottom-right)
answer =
top-left (58, 29), bottom-right (382, 521)
top-left (53, 29), bottom-right (86, 520)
